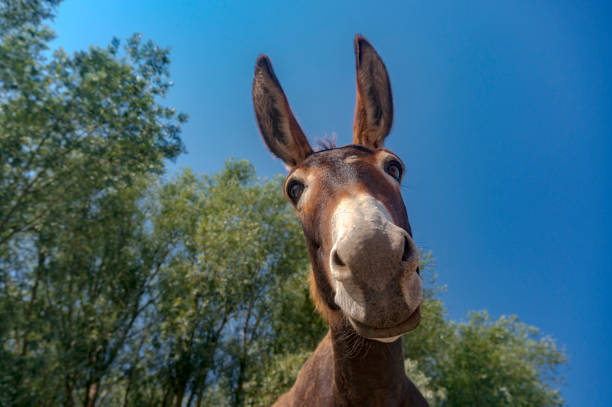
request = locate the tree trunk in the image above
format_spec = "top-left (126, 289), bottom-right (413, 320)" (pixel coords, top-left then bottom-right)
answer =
top-left (195, 385), bottom-right (205, 407)
top-left (65, 376), bottom-right (75, 407)
top-left (186, 388), bottom-right (195, 407)
top-left (122, 367), bottom-right (134, 407)
top-left (84, 381), bottom-right (99, 407)
top-left (232, 358), bottom-right (246, 407)
top-left (174, 385), bottom-right (186, 407)
top-left (162, 385), bottom-right (172, 407)
top-left (20, 249), bottom-right (44, 356)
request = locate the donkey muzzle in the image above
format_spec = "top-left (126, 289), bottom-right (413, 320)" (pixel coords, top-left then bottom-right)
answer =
top-left (329, 194), bottom-right (422, 340)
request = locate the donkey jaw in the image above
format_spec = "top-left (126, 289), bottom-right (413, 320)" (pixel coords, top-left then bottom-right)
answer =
top-left (335, 276), bottom-right (423, 340)
top-left (348, 306), bottom-right (422, 341)
top-left (329, 193), bottom-right (423, 341)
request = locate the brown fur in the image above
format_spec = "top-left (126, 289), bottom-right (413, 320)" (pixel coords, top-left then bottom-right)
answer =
top-left (353, 35), bottom-right (394, 149)
top-left (253, 35), bottom-right (429, 406)
top-left (253, 55), bottom-right (313, 166)
top-left (273, 324), bottom-right (428, 407)
top-left (272, 148), bottom-right (427, 406)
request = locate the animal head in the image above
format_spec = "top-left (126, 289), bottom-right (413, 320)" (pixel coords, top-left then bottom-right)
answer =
top-left (252, 35), bottom-right (422, 342)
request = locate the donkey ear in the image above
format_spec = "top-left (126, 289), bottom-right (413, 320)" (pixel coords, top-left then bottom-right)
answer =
top-left (253, 55), bottom-right (313, 168)
top-left (352, 35), bottom-right (394, 149)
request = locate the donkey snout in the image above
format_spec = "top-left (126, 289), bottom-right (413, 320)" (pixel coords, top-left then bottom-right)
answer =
top-left (331, 223), bottom-right (413, 290)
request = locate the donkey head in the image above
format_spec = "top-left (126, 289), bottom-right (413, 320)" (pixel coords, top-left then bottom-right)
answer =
top-left (252, 35), bottom-right (422, 342)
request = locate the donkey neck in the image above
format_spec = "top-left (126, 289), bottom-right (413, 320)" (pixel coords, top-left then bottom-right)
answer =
top-left (329, 319), bottom-right (409, 406)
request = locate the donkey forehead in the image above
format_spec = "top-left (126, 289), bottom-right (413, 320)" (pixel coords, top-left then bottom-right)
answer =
top-left (287, 145), bottom-right (407, 225)
top-left (289, 144), bottom-right (411, 238)
top-left (290, 145), bottom-right (398, 184)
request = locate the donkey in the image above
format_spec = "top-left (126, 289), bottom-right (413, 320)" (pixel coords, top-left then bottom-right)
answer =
top-left (252, 35), bottom-right (429, 407)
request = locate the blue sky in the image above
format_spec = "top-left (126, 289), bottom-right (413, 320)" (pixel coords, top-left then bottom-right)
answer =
top-left (51, 1), bottom-right (610, 405)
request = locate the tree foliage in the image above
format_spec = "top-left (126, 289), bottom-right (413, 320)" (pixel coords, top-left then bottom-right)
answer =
top-left (0, 1), bottom-right (566, 406)
top-left (401, 260), bottom-right (566, 406)
top-left (134, 162), bottom-right (316, 407)
top-left (0, 1), bottom-right (184, 405)
top-left (0, 0), bottom-right (185, 253)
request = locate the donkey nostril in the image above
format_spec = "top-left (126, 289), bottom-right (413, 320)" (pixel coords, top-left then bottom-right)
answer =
top-left (332, 251), bottom-right (346, 267)
top-left (401, 236), bottom-right (411, 262)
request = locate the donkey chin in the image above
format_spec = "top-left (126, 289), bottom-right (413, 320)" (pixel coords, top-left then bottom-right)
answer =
top-left (329, 194), bottom-right (423, 343)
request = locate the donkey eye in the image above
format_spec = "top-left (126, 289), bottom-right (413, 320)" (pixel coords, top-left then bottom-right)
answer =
top-left (287, 180), bottom-right (305, 204)
top-left (385, 160), bottom-right (403, 182)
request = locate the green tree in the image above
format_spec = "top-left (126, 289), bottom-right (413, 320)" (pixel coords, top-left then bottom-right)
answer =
top-left (400, 257), bottom-right (566, 407)
top-left (0, 0), bottom-right (185, 251)
top-left (0, 1), bottom-right (185, 405)
top-left (242, 261), bottom-right (326, 406)
top-left (433, 311), bottom-right (565, 407)
top-left (137, 161), bottom-right (313, 407)
top-left (11, 177), bottom-right (172, 407)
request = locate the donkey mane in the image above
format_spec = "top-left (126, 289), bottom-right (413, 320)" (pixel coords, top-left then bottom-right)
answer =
top-left (314, 134), bottom-right (338, 151)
